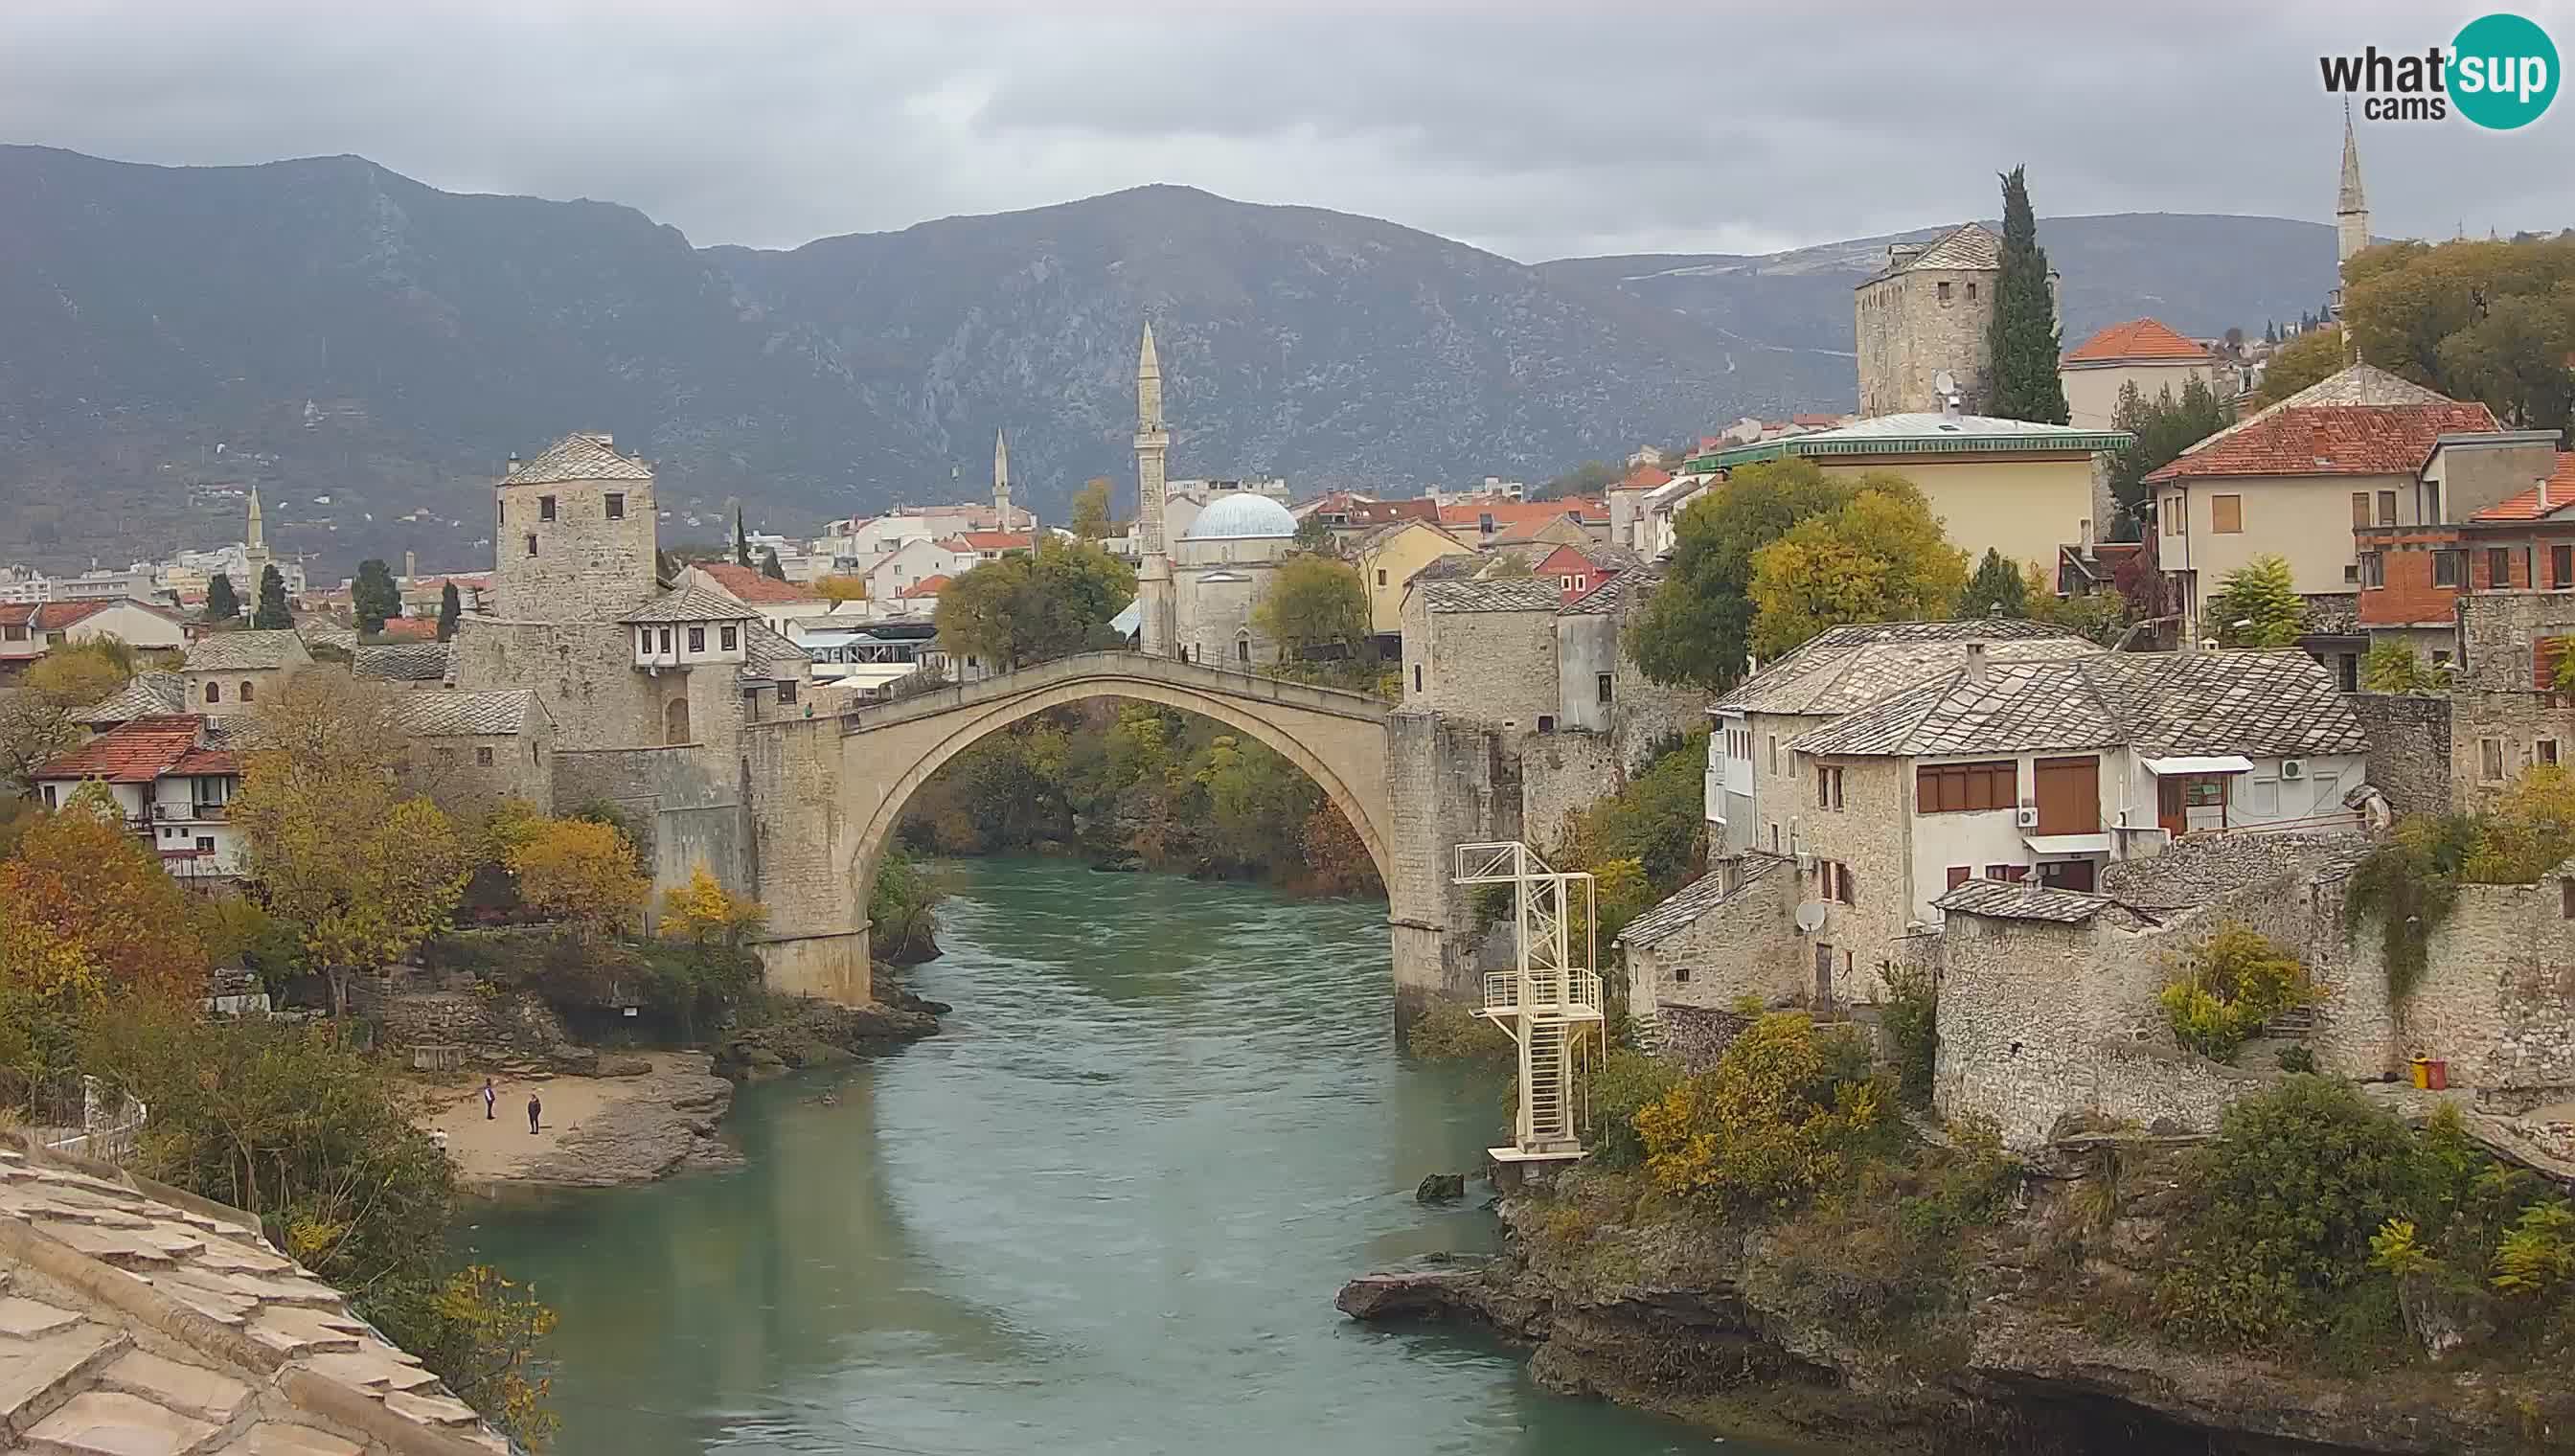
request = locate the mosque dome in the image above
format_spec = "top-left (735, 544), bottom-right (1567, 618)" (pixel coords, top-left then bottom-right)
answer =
top-left (1181, 493), bottom-right (1297, 541)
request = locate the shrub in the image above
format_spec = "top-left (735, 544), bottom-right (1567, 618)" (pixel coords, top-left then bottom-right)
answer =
top-left (1880, 962), bottom-right (1938, 1105)
top-left (2277, 1044), bottom-right (2317, 1073)
top-left (657, 865), bottom-right (767, 947)
top-left (1588, 1048), bottom-right (1681, 1169)
top-left (1634, 1012), bottom-right (1888, 1212)
top-left (1405, 1000), bottom-right (1514, 1068)
top-left (2158, 925), bottom-right (2308, 1062)
top-left (2493, 1201), bottom-right (2575, 1300)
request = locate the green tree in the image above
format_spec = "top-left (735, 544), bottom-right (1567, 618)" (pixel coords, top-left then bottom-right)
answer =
top-left (1628, 458), bottom-right (1852, 691)
top-left (2345, 234), bottom-right (2575, 431)
top-left (935, 538), bottom-right (1137, 671)
top-left (1253, 555), bottom-right (1370, 661)
top-left (2254, 325), bottom-right (2346, 406)
top-left (2437, 293), bottom-right (2575, 432)
top-left (1985, 166), bottom-right (2068, 423)
top-left (1070, 477), bottom-right (1115, 540)
top-left (2207, 554), bottom-right (2305, 648)
top-left (436, 580), bottom-right (461, 642)
top-left (1744, 476), bottom-right (1969, 659)
top-left (252, 563), bottom-right (291, 629)
top-left (1536, 460), bottom-right (1619, 500)
top-left (1292, 513), bottom-right (1335, 556)
top-left (760, 547), bottom-right (787, 581)
top-left (733, 506), bottom-right (752, 568)
top-left (205, 571), bottom-right (239, 623)
top-left (352, 558), bottom-right (401, 634)
top-left (2360, 640), bottom-right (2440, 694)
top-left (1958, 547), bottom-right (2028, 619)
top-left (2108, 376), bottom-right (2232, 537)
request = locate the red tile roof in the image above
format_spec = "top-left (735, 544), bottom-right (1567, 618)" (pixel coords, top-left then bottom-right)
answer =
top-left (899, 575), bottom-right (951, 599)
top-left (1343, 498), bottom-right (1438, 526)
top-left (2064, 318), bottom-right (2211, 364)
top-left (695, 561), bottom-right (816, 603)
top-left (2144, 403), bottom-right (2500, 484)
top-left (2469, 454), bottom-right (2575, 522)
top-left (34, 715), bottom-right (210, 784)
top-left (1435, 497), bottom-right (1603, 531)
top-left (1614, 464), bottom-right (1674, 491)
top-left (371, 616), bottom-right (440, 641)
top-left (169, 746), bottom-right (240, 776)
top-left (955, 532), bottom-right (1036, 553)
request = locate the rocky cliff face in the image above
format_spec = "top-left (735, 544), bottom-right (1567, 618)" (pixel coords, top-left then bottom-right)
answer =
top-left (0, 145), bottom-right (2340, 575)
top-left (1338, 1152), bottom-right (2572, 1456)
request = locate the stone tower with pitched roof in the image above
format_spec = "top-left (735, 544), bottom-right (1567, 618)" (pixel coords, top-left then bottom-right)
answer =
top-left (490, 431), bottom-right (659, 622)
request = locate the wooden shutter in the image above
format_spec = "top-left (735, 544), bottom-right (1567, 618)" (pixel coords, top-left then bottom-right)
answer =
top-left (2212, 495), bottom-right (2243, 534)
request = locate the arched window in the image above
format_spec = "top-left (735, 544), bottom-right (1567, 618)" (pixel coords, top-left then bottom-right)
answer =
top-left (1235, 634), bottom-right (1250, 664)
top-left (664, 697), bottom-right (692, 745)
top-left (204, 681), bottom-right (220, 704)
top-left (239, 680), bottom-right (254, 702)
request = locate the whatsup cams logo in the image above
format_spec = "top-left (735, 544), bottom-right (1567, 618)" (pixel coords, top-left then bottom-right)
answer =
top-left (2319, 11), bottom-right (2559, 128)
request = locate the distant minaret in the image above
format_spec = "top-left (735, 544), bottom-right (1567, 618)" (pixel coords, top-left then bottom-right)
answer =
top-left (242, 486), bottom-right (272, 587)
top-left (992, 428), bottom-right (1012, 528)
top-left (1133, 322), bottom-right (1174, 656)
top-left (2333, 104), bottom-right (2369, 335)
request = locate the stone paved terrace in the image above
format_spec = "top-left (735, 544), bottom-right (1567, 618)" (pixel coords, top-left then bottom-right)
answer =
top-left (0, 1142), bottom-right (504, 1456)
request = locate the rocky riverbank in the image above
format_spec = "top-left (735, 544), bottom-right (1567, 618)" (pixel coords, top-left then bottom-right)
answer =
top-left (426, 1053), bottom-right (741, 1192)
top-left (710, 986), bottom-right (946, 1081)
top-left (1338, 1156), bottom-right (2575, 1456)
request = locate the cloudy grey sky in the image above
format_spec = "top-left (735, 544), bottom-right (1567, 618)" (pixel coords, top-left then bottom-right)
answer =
top-left (3, 0), bottom-right (2569, 262)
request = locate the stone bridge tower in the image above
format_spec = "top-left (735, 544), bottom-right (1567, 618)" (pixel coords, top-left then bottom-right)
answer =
top-left (490, 431), bottom-right (658, 623)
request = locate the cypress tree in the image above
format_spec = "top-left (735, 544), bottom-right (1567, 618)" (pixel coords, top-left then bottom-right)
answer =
top-left (252, 564), bottom-right (291, 629)
top-left (734, 507), bottom-right (753, 568)
top-left (206, 572), bottom-right (239, 622)
top-left (760, 547), bottom-right (787, 581)
top-left (1984, 166), bottom-right (2069, 423)
top-left (437, 581), bottom-right (462, 642)
top-left (353, 557), bottom-right (400, 634)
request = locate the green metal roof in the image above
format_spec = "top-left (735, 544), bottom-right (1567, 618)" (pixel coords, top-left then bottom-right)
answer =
top-left (1687, 421), bottom-right (2133, 472)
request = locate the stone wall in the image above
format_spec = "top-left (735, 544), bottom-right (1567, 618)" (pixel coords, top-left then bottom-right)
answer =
top-left (2448, 687), bottom-right (2575, 812)
top-left (402, 721), bottom-right (556, 822)
top-left (2400, 880), bottom-right (2575, 1096)
top-left (2344, 693), bottom-right (2452, 814)
top-left (1387, 711), bottom-right (1520, 1012)
top-left (1405, 596), bottom-right (1561, 728)
top-left (452, 619), bottom-right (664, 750)
top-left (1856, 266), bottom-right (1998, 416)
top-left (551, 743), bottom-right (748, 907)
top-left (353, 967), bottom-right (583, 1069)
top-left (491, 470), bottom-right (659, 623)
top-left (1656, 1003), bottom-right (1754, 1072)
top-left (1794, 754), bottom-right (1917, 1002)
top-left (1519, 730), bottom-right (1623, 852)
top-left (1629, 866), bottom-right (1805, 1018)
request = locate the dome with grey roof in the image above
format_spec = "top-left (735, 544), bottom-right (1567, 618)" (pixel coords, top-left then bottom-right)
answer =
top-left (1181, 493), bottom-right (1297, 540)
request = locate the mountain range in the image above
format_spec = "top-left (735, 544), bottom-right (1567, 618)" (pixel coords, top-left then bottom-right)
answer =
top-left (0, 145), bottom-right (2344, 576)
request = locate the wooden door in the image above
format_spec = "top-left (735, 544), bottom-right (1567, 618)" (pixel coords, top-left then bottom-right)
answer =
top-left (2157, 776), bottom-right (2185, 838)
top-left (2033, 756), bottom-right (2100, 834)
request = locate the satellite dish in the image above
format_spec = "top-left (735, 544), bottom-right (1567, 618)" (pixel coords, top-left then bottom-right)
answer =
top-left (1794, 902), bottom-right (1829, 935)
top-left (1933, 369), bottom-right (1958, 397)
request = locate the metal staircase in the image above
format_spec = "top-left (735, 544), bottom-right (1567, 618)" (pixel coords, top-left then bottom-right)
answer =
top-left (1455, 841), bottom-right (1606, 1162)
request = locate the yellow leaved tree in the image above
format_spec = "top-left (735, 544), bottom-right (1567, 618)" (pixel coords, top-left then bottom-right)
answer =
top-left (505, 817), bottom-right (647, 939)
top-left (658, 865), bottom-right (766, 947)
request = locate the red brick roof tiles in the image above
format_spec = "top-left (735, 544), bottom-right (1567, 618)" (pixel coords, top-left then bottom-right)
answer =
top-left (2064, 318), bottom-right (2211, 364)
top-left (955, 532), bottom-right (1036, 552)
top-left (33, 715), bottom-right (210, 784)
top-left (695, 561), bottom-right (817, 603)
top-left (2469, 454), bottom-right (2575, 522)
top-left (2143, 403), bottom-right (2499, 484)
top-left (899, 575), bottom-right (951, 599)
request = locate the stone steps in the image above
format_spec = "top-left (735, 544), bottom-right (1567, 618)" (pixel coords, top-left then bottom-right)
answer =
top-left (0, 1300), bottom-right (130, 1445)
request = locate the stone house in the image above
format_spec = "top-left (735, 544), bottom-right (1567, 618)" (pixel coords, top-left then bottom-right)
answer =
top-left (1533, 540), bottom-right (1636, 604)
top-left (2447, 589), bottom-right (2575, 809)
top-left (1707, 619), bottom-right (2097, 860)
top-left (2058, 317), bottom-right (2217, 431)
top-left (1854, 222), bottom-right (2048, 418)
top-left (353, 640), bottom-right (455, 690)
top-left (396, 689), bottom-right (556, 816)
top-left (2355, 440), bottom-right (2573, 665)
top-left (32, 713), bottom-right (244, 880)
top-left (1684, 411), bottom-right (2131, 586)
top-left (177, 629), bottom-right (312, 719)
top-left (2145, 364), bottom-right (2495, 634)
top-left (1400, 579), bottom-right (1565, 725)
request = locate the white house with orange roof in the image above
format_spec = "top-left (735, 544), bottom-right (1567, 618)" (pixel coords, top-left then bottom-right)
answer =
top-left (2060, 318), bottom-right (2220, 430)
top-left (862, 536), bottom-right (979, 605)
top-left (684, 560), bottom-right (831, 637)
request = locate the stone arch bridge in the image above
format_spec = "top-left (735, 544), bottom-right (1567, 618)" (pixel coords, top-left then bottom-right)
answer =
top-left (740, 652), bottom-right (1487, 1023)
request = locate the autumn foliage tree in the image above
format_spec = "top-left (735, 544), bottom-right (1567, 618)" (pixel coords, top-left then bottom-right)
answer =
top-left (1628, 458), bottom-right (1853, 692)
top-left (505, 817), bottom-right (648, 938)
top-left (1253, 555), bottom-right (1370, 661)
top-left (658, 866), bottom-right (767, 947)
top-left (232, 671), bottom-right (471, 1015)
top-left (1744, 476), bottom-right (1968, 658)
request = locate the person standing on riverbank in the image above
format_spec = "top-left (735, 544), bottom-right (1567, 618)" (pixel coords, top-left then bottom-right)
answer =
top-left (527, 1092), bottom-right (542, 1135)
top-left (483, 1079), bottom-right (497, 1120)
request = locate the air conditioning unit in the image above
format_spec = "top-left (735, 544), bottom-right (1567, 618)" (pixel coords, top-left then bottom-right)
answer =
top-left (2281, 759), bottom-right (2307, 780)
top-left (2015, 806), bottom-right (2040, 829)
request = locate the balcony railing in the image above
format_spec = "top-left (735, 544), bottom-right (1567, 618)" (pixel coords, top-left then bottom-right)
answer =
top-left (1482, 967), bottom-right (1605, 1017)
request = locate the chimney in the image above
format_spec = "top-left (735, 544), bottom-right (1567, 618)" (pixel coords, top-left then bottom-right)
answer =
top-left (403, 550), bottom-right (417, 581)
top-left (2543, 473), bottom-right (2553, 512)
top-left (1943, 392), bottom-right (1962, 418)
top-left (2079, 517), bottom-right (2094, 554)
top-left (1965, 641), bottom-right (1988, 683)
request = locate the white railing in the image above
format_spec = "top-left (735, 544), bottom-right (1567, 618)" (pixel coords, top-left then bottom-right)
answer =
top-left (39, 1076), bottom-right (149, 1167)
top-left (1482, 968), bottom-right (1605, 1015)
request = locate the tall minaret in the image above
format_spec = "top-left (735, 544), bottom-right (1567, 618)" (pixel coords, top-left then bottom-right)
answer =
top-left (2333, 104), bottom-right (2369, 327)
top-left (242, 486), bottom-right (272, 587)
top-left (992, 428), bottom-right (1012, 529)
top-left (1133, 321), bottom-right (1175, 656)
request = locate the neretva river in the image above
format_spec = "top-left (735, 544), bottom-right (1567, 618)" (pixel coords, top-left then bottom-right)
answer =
top-left (462, 857), bottom-right (1787, 1456)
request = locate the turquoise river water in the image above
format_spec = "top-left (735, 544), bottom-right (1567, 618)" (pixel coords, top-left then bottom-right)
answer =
top-left (461, 857), bottom-right (1803, 1456)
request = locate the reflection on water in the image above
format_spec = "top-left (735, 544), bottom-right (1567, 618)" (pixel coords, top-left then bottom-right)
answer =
top-left (461, 857), bottom-right (1784, 1455)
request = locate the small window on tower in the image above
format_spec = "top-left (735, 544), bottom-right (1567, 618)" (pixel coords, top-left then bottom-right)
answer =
top-left (475, 747), bottom-right (494, 767)
top-left (689, 626), bottom-right (706, 652)
top-left (720, 626), bottom-right (739, 651)
top-left (525, 534), bottom-right (537, 557)
top-left (1937, 281), bottom-right (1954, 305)
top-left (606, 492), bottom-right (625, 520)
top-left (1376, 569), bottom-right (1388, 586)
top-left (539, 495), bottom-right (557, 522)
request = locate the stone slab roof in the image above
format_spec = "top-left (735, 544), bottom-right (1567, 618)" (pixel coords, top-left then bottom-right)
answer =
top-left (1715, 619), bottom-right (2094, 717)
top-left (397, 690), bottom-right (539, 738)
top-left (80, 672), bottom-right (187, 727)
top-left (1864, 222), bottom-right (2000, 283)
top-left (0, 1141), bottom-right (505, 1454)
top-left (1559, 566), bottom-right (1663, 615)
top-left (1617, 856), bottom-right (1785, 948)
top-left (1791, 649), bottom-right (2370, 761)
top-left (1933, 877), bottom-right (2140, 924)
top-left (620, 586), bottom-right (761, 625)
top-left (1420, 579), bottom-right (1566, 614)
top-left (183, 631), bottom-right (308, 673)
top-left (507, 432), bottom-right (652, 486)
top-left (739, 623), bottom-right (811, 683)
top-left (353, 642), bottom-right (454, 685)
